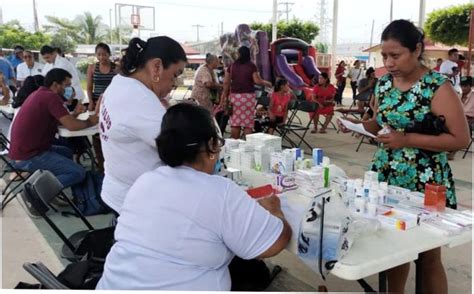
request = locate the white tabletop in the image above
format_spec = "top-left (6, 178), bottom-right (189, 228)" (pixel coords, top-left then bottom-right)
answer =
top-left (240, 169), bottom-right (472, 281)
top-left (57, 111), bottom-right (99, 138)
top-left (0, 104), bottom-right (14, 115)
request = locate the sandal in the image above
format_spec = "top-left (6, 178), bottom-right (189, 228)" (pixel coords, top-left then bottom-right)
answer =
top-left (319, 128), bottom-right (327, 134)
top-left (311, 129), bottom-right (318, 134)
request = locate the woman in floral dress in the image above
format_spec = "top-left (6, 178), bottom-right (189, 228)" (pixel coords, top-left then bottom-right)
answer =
top-left (338, 20), bottom-right (470, 293)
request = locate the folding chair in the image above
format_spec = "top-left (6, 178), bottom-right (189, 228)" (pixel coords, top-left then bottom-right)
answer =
top-left (1, 133), bottom-right (31, 209)
top-left (182, 85), bottom-right (193, 99)
top-left (462, 123), bottom-right (473, 159)
top-left (279, 100), bottom-right (318, 152)
top-left (20, 170), bottom-right (114, 262)
top-left (355, 135), bottom-right (378, 152)
top-left (22, 262), bottom-right (69, 289)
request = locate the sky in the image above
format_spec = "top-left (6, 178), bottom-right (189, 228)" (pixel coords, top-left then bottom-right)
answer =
top-left (1, 0), bottom-right (470, 44)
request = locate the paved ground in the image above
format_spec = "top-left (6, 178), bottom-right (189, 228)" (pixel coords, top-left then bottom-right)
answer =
top-left (1, 92), bottom-right (472, 292)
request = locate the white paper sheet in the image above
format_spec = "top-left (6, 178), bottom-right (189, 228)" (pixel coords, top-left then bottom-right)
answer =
top-left (338, 118), bottom-right (376, 138)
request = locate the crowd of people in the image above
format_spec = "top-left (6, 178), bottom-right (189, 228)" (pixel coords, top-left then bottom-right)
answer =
top-left (0, 17), bottom-right (471, 292)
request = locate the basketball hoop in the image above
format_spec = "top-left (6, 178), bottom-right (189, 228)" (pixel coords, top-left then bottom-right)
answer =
top-left (131, 14), bottom-right (140, 29)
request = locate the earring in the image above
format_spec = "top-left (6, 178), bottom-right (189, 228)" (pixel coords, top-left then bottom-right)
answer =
top-left (210, 154), bottom-right (215, 160)
top-left (153, 76), bottom-right (160, 82)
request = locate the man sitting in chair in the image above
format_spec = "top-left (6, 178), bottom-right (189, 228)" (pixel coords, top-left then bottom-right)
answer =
top-left (356, 67), bottom-right (377, 113)
top-left (9, 68), bottom-right (99, 190)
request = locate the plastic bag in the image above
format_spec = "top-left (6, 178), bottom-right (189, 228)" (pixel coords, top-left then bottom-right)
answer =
top-left (296, 187), bottom-right (353, 279)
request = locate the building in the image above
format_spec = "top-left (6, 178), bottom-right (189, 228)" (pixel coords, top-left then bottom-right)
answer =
top-left (364, 40), bottom-right (470, 77)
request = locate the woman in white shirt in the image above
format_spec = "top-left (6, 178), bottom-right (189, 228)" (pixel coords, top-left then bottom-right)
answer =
top-left (97, 103), bottom-right (292, 290)
top-left (99, 36), bottom-right (187, 215)
top-left (348, 60), bottom-right (363, 102)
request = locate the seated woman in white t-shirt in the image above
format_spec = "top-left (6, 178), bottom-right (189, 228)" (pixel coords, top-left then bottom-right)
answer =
top-left (99, 36), bottom-right (187, 214)
top-left (97, 103), bottom-right (292, 291)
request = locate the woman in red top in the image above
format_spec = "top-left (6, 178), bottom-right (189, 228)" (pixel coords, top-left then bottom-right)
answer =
top-left (334, 61), bottom-right (346, 105)
top-left (311, 72), bottom-right (336, 133)
top-left (267, 78), bottom-right (292, 134)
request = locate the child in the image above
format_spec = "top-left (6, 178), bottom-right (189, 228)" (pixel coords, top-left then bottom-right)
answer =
top-left (254, 104), bottom-right (269, 133)
top-left (267, 78), bottom-right (292, 134)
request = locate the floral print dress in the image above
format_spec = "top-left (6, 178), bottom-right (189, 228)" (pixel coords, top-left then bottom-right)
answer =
top-left (371, 70), bottom-right (457, 208)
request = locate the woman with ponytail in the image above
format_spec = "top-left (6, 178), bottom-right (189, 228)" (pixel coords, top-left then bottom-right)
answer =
top-left (97, 103), bottom-right (291, 290)
top-left (99, 36), bottom-right (187, 215)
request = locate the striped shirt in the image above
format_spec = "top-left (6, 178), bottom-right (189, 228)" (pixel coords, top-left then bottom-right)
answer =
top-left (93, 62), bottom-right (116, 100)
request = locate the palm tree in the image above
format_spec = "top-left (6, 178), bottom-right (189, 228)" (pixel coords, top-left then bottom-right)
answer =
top-left (76, 12), bottom-right (105, 44)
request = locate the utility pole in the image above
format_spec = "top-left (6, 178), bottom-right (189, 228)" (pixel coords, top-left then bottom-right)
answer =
top-left (272, 0), bottom-right (278, 42)
top-left (418, 0), bottom-right (426, 27)
top-left (331, 0), bottom-right (339, 83)
top-left (192, 24), bottom-right (204, 42)
top-left (278, 1), bottom-right (294, 22)
top-left (109, 9), bottom-right (113, 44)
top-left (33, 0), bottom-right (39, 32)
top-left (368, 19), bottom-right (375, 67)
top-left (389, 0), bottom-right (393, 22)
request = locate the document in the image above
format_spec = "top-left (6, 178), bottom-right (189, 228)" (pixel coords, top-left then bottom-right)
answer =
top-left (338, 118), bottom-right (376, 138)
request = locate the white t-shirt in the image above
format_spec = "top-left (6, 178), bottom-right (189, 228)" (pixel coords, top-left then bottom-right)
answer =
top-left (42, 55), bottom-right (85, 101)
top-left (99, 74), bottom-right (166, 213)
top-left (348, 67), bottom-right (363, 82)
top-left (16, 62), bottom-right (44, 82)
top-left (439, 59), bottom-right (461, 92)
top-left (97, 166), bottom-right (283, 291)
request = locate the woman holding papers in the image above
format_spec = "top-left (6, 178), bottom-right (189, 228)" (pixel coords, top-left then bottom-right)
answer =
top-left (338, 20), bottom-right (469, 293)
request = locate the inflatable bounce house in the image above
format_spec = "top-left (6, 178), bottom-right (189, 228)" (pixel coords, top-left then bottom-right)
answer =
top-left (220, 24), bottom-right (321, 99)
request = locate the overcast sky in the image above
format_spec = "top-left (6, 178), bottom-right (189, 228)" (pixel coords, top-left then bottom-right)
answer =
top-left (1, 0), bottom-right (470, 44)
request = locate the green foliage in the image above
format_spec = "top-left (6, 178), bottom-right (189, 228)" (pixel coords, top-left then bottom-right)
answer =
top-left (45, 12), bottom-right (108, 45)
top-left (0, 21), bottom-right (51, 49)
top-left (424, 3), bottom-right (473, 46)
top-left (250, 19), bottom-right (319, 44)
top-left (315, 42), bottom-right (328, 53)
top-left (50, 31), bottom-right (77, 54)
top-left (76, 56), bottom-right (96, 74)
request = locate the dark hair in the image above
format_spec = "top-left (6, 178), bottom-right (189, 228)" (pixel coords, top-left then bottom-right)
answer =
top-left (121, 36), bottom-right (187, 76)
top-left (14, 45), bottom-right (24, 51)
top-left (44, 68), bottom-right (72, 87)
top-left (448, 48), bottom-right (459, 56)
top-left (381, 19), bottom-right (425, 60)
top-left (236, 46), bottom-right (251, 64)
top-left (366, 67), bottom-right (375, 77)
top-left (96, 42), bottom-right (111, 55)
top-left (353, 60), bottom-right (360, 66)
top-left (436, 58), bottom-right (443, 62)
top-left (274, 78), bottom-right (288, 92)
top-left (319, 72), bottom-right (330, 85)
top-left (14, 75), bottom-right (44, 107)
top-left (205, 53), bottom-right (217, 64)
top-left (156, 103), bottom-right (219, 167)
top-left (40, 45), bottom-right (55, 55)
top-left (461, 76), bottom-right (472, 87)
top-left (338, 61), bottom-right (345, 67)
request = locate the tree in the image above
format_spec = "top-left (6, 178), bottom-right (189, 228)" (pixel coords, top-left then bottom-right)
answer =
top-left (424, 3), bottom-right (473, 46)
top-left (315, 42), bottom-right (328, 53)
top-left (105, 26), bottom-right (133, 45)
top-left (250, 19), bottom-right (319, 44)
top-left (45, 12), bottom-right (107, 45)
top-left (76, 12), bottom-right (106, 44)
top-left (0, 21), bottom-right (51, 49)
top-left (50, 31), bottom-right (77, 54)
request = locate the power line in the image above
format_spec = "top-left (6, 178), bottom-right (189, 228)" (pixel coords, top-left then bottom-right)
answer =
top-left (154, 1), bottom-right (271, 14)
top-left (278, 1), bottom-right (294, 22)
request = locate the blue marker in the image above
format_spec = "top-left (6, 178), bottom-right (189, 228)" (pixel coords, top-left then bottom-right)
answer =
top-left (312, 148), bottom-right (323, 166)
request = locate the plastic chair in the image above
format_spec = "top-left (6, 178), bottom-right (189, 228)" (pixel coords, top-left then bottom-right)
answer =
top-left (20, 170), bottom-right (114, 262)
